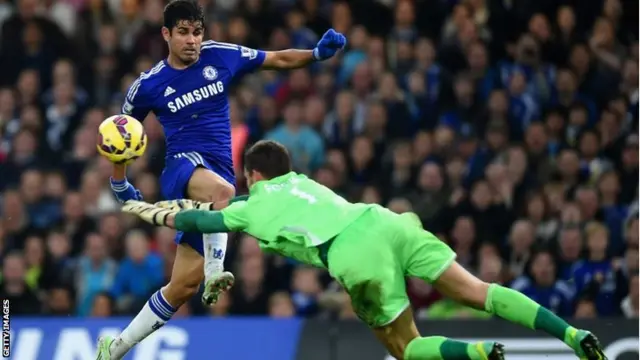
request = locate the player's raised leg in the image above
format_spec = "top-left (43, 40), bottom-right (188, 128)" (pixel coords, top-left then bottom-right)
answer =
top-left (431, 262), bottom-right (607, 360)
top-left (98, 244), bottom-right (204, 360)
top-left (185, 167), bottom-right (235, 305)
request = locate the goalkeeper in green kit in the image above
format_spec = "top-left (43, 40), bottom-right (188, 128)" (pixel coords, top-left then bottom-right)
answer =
top-left (123, 140), bottom-right (607, 360)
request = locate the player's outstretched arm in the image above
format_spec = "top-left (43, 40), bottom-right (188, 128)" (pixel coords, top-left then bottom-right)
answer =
top-left (154, 195), bottom-right (249, 211)
top-left (173, 209), bottom-right (231, 233)
top-left (261, 29), bottom-right (346, 70)
top-left (122, 200), bottom-right (177, 227)
top-left (122, 200), bottom-right (233, 233)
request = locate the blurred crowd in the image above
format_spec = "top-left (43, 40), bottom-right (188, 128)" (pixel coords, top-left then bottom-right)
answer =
top-left (0, 0), bottom-right (638, 321)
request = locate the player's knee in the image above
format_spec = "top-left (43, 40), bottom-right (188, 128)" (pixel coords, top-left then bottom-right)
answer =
top-left (388, 341), bottom-right (407, 360)
top-left (201, 183), bottom-right (234, 202)
top-left (434, 262), bottom-right (490, 310)
top-left (380, 332), bottom-right (415, 360)
top-left (215, 184), bottom-right (235, 201)
top-left (459, 280), bottom-right (490, 310)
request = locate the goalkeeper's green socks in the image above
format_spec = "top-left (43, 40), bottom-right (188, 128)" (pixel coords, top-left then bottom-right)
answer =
top-left (404, 336), bottom-right (500, 360)
top-left (404, 284), bottom-right (592, 359)
top-left (484, 284), bottom-right (578, 348)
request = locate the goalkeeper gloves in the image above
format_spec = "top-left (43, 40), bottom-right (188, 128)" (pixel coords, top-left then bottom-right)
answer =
top-left (121, 200), bottom-right (176, 226)
top-left (154, 199), bottom-right (215, 211)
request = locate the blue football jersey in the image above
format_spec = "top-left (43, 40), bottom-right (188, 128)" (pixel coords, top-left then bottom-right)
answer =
top-left (122, 40), bottom-right (266, 167)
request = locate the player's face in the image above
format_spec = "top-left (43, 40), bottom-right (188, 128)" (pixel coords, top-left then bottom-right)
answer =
top-left (164, 20), bottom-right (204, 65)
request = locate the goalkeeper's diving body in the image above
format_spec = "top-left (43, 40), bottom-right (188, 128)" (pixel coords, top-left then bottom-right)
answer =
top-left (122, 140), bottom-right (607, 360)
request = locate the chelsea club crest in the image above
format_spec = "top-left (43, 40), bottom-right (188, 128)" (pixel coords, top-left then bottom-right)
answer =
top-left (203, 66), bottom-right (218, 81)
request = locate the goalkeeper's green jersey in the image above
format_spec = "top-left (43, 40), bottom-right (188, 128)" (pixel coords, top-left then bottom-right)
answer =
top-left (222, 172), bottom-right (372, 267)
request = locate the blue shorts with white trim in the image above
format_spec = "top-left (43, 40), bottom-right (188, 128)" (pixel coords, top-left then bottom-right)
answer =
top-left (160, 151), bottom-right (235, 255)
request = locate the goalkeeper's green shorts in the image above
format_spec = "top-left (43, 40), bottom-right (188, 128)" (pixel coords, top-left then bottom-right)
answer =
top-left (325, 206), bottom-right (456, 328)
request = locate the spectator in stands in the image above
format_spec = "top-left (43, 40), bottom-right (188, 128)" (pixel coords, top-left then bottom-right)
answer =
top-left (23, 234), bottom-right (57, 291)
top-left (557, 226), bottom-right (584, 280)
top-left (98, 213), bottom-right (126, 257)
top-left (478, 253), bottom-right (506, 285)
top-left (575, 186), bottom-right (603, 225)
top-left (266, 100), bottom-right (325, 174)
top-left (290, 267), bottom-right (321, 316)
top-left (0, 251), bottom-right (41, 314)
top-left (46, 228), bottom-right (72, 273)
top-left (348, 135), bottom-right (377, 185)
top-left (523, 123), bottom-right (554, 184)
top-left (575, 297), bottom-right (598, 319)
top-left (60, 192), bottom-right (96, 255)
top-left (91, 292), bottom-right (115, 317)
top-left (230, 253), bottom-right (271, 315)
top-left (378, 141), bottom-right (412, 200)
top-left (511, 250), bottom-right (575, 316)
top-left (2, 189), bottom-right (32, 248)
top-left (448, 216), bottom-right (476, 270)
top-left (20, 169), bottom-right (60, 229)
top-left (598, 170), bottom-right (627, 249)
top-left (268, 291), bottom-right (296, 318)
top-left (507, 71), bottom-right (539, 140)
top-left (572, 222), bottom-right (617, 316)
top-left (620, 273), bottom-right (639, 318)
top-left (618, 135), bottom-right (639, 204)
top-left (133, 172), bottom-right (161, 204)
top-left (45, 286), bottom-right (73, 315)
top-left (408, 162), bottom-right (448, 226)
top-left (111, 230), bottom-right (163, 314)
top-left (506, 220), bottom-right (536, 279)
top-left (71, 233), bottom-right (117, 316)
top-left (523, 191), bottom-right (559, 242)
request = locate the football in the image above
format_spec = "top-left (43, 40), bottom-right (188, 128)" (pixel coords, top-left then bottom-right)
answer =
top-left (96, 114), bottom-right (147, 165)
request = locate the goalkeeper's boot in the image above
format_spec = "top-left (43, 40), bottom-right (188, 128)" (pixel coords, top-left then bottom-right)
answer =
top-left (202, 271), bottom-right (235, 306)
top-left (96, 336), bottom-right (115, 360)
top-left (568, 329), bottom-right (608, 360)
top-left (474, 342), bottom-right (505, 360)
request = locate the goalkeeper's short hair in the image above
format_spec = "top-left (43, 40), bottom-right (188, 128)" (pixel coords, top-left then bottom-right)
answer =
top-left (244, 140), bottom-right (292, 180)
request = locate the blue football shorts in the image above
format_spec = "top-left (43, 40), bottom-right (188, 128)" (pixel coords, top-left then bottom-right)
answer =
top-left (160, 151), bottom-right (235, 255)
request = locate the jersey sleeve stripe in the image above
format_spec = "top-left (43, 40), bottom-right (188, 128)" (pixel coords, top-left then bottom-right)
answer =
top-left (126, 61), bottom-right (166, 102)
top-left (202, 40), bottom-right (239, 48)
top-left (201, 44), bottom-right (238, 51)
top-left (126, 79), bottom-right (142, 101)
top-left (201, 40), bottom-right (239, 50)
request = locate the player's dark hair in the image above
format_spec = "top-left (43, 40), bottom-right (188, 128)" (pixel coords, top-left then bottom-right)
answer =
top-left (244, 140), bottom-right (292, 179)
top-left (163, 0), bottom-right (205, 30)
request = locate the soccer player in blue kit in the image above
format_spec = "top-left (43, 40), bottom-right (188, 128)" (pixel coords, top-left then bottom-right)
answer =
top-left (97, 0), bottom-right (346, 358)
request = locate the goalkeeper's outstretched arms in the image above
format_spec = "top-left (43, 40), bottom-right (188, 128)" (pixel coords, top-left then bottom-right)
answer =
top-left (154, 196), bottom-right (248, 211)
top-left (122, 196), bottom-right (249, 233)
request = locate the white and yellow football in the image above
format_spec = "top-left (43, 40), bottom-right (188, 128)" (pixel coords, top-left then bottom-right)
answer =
top-left (96, 114), bottom-right (147, 165)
